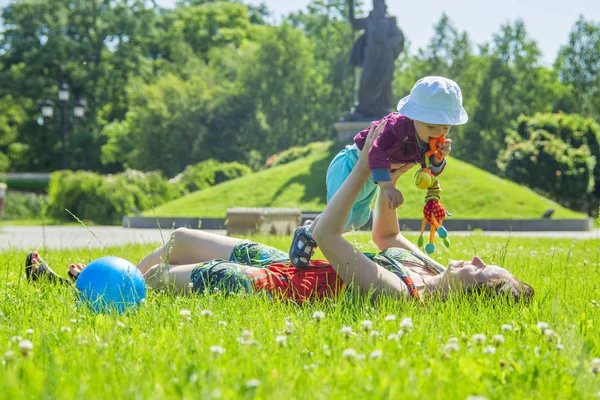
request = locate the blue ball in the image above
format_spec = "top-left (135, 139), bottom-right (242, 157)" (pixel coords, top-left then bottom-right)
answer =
top-left (75, 256), bottom-right (146, 313)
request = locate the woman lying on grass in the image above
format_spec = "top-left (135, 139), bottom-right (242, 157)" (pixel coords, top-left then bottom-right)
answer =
top-left (25, 122), bottom-right (534, 304)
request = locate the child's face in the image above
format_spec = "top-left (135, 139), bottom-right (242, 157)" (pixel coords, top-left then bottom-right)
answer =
top-left (413, 120), bottom-right (452, 143)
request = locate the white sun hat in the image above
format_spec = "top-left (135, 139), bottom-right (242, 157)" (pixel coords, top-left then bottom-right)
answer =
top-left (396, 76), bottom-right (468, 125)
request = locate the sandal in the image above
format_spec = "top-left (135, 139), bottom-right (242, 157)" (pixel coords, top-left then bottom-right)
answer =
top-left (25, 252), bottom-right (72, 285)
top-left (289, 222), bottom-right (318, 269)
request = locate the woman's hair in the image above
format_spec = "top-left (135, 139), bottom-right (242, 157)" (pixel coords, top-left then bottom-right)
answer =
top-left (468, 276), bottom-right (535, 304)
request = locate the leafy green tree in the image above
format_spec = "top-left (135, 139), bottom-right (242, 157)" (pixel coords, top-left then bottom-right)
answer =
top-left (555, 16), bottom-right (600, 120)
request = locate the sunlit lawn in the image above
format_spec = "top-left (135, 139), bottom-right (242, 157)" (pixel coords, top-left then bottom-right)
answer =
top-left (0, 234), bottom-right (599, 399)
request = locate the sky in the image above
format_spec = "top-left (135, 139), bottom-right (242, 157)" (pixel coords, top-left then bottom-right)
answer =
top-left (1, 0), bottom-right (599, 66)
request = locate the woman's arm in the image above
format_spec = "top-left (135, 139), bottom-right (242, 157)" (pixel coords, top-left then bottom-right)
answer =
top-left (311, 122), bottom-right (409, 299)
top-left (371, 166), bottom-right (438, 261)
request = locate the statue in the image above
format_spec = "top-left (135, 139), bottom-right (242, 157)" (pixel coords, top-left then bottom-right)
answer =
top-left (343, 0), bottom-right (405, 122)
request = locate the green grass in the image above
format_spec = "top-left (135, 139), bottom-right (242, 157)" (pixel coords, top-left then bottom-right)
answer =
top-left (146, 141), bottom-right (585, 219)
top-left (1, 234), bottom-right (599, 399)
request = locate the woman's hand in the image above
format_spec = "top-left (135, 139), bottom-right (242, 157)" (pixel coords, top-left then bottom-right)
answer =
top-left (357, 119), bottom-right (387, 169)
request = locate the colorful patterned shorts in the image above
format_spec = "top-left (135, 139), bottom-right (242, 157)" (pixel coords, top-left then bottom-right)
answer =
top-left (189, 240), bottom-right (289, 296)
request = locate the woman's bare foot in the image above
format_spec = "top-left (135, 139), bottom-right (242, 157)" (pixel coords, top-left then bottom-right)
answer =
top-left (67, 263), bottom-right (86, 281)
top-left (25, 252), bottom-right (72, 285)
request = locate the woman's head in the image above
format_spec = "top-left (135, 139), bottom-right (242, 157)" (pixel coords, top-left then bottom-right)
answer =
top-left (442, 256), bottom-right (534, 303)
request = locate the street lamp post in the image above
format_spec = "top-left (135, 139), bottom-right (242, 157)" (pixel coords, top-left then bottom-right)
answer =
top-left (41, 82), bottom-right (85, 170)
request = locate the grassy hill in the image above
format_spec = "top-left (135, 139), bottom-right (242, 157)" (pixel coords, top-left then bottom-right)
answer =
top-left (147, 141), bottom-right (586, 219)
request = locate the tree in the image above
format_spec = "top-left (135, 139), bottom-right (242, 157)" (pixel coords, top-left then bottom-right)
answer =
top-left (555, 16), bottom-right (600, 120)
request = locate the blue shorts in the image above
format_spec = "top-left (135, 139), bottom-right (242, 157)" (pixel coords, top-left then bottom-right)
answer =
top-left (326, 144), bottom-right (378, 231)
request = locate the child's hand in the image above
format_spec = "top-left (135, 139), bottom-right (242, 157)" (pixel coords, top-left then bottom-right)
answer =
top-left (437, 138), bottom-right (452, 157)
top-left (383, 185), bottom-right (404, 209)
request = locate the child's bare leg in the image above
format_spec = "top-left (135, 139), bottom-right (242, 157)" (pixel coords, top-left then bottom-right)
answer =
top-left (136, 228), bottom-right (242, 274)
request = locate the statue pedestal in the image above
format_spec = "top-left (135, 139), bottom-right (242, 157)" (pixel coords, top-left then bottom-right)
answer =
top-left (334, 121), bottom-right (370, 143)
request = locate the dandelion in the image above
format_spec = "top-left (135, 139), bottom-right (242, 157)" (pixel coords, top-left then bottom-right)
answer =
top-left (483, 346), bottom-right (496, 355)
top-left (385, 314), bottom-right (396, 322)
top-left (312, 311), bottom-right (325, 321)
top-left (340, 326), bottom-right (354, 338)
top-left (492, 334), bottom-right (505, 345)
top-left (444, 343), bottom-right (460, 352)
top-left (369, 330), bottom-right (382, 338)
top-left (25, 329), bottom-right (34, 336)
top-left (536, 321), bottom-right (549, 330)
top-left (399, 317), bottom-right (413, 331)
top-left (19, 340), bottom-right (33, 357)
top-left (246, 379), bottom-right (260, 388)
top-left (60, 326), bottom-right (72, 333)
top-left (342, 348), bottom-right (358, 359)
top-left (472, 334), bottom-right (486, 345)
top-left (180, 309), bottom-right (192, 321)
top-left (275, 336), bottom-right (287, 346)
top-left (501, 324), bottom-right (513, 332)
top-left (361, 320), bottom-right (373, 331)
top-left (200, 309), bottom-right (213, 317)
top-left (387, 333), bottom-right (400, 341)
top-left (210, 346), bottom-right (225, 355)
top-left (370, 350), bottom-right (383, 359)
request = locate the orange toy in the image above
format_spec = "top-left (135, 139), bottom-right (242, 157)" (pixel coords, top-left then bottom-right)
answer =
top-left (415, 135), bottom-right (450, 254)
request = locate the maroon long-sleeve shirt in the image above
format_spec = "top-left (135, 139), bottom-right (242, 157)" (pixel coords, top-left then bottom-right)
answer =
top-left (353, 113), bottom-right (446, 182)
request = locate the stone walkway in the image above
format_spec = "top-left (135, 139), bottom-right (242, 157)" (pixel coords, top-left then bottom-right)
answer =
top-left (0, 225), bottom-right (598, 250)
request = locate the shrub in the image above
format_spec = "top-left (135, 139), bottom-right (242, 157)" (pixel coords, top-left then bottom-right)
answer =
top-left (0, 191), bottom-right (48, 220)
top-left (46, 170), bottom-right (186, 224)
top-left (510, 113), bottom-right (600, 197)
top-left (171, 159), bottom-right (252, 192)
top-left (498, 128), bottom-right (595, 210)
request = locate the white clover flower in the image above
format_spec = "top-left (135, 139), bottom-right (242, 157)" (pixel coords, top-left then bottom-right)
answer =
top-left (19, 340), bottom-right (33, 356)
top-left (501, 324), bottom-right (513, 332)
top-left (25, 329), bottom-right (34, 336)
top-left (444, 343), bottom-right (460, 352)
top-left (556, 343), bottom-right (564, 351)
top-left (10, 336), bottom-right (23, 343)
top-left (492, 334), bottom-right (505, 345)
top-left (70, 319), bottom-right (78, 324)
top-left (312, 311), bottom-right (325, 321)
top-left (180, 309), bottom-right (192, 320)
top-left (188, 282), bottom-right (194, 289)
top-left (210, 346), bottom-right (225, 355)
top-left (370, 350), bottom-right (383, 359)
top-left (361, 320), bottom-right (373, 331)
top-left (342, 348), bottom-right (358, 359)
top-left (534, 346), bottom-right (541, 357)
top-left (60, 326), bottom-right (71, 333)
top-left (385, 314), bottom-right (396, 322)
top-left (246, 379), bottom-right (260, 388)
top-left (466, 396), bottom-right (488, 400)
top-left (340, 326), bottom-right (354, 337)
top-left (472, 334), bottom-right (486, 345)
top-left (200, 309), bottom-right (213, 317)
top-left (241, 330), bottom-right (253, 339)
top-left (591, 358), bottom-right (600, 368)
top-left (369, 330), bottom-right (382, 338)
top-left (244, 339), bottom-right (258, 346)
top-left (483, 346), bottom-right (496, 355)
top-left (275, 336), bottom-right (287, 345)
top-left (536, 321), bottom-right (549, 330)
top-left (447, 337), bottom-right (459, 344)
top-left (4, 350), bottom-right (15, 360)
top-left (387, 333), bottom-right (400, 341)
top-left (543, 329), bottom-right (556, 340)
top-left (218, 320), bottom-right (227, 327)
top-left (399, 317), bottom-right (413, 330)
